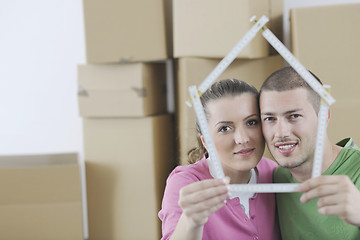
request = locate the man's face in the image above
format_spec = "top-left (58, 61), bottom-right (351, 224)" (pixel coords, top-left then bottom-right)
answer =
top-left (260, 88), bottom-right (318, 169)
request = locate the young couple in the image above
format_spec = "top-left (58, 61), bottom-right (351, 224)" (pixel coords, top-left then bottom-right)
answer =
top-left (159, 67), bottom-right (360, 240)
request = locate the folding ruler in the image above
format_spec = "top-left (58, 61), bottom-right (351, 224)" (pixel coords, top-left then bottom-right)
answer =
top-left (187, 15), bottom-right (335, 193)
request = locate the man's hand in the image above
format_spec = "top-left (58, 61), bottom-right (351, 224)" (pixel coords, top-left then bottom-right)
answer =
top-left (298, 175), bottom-right (360, 227)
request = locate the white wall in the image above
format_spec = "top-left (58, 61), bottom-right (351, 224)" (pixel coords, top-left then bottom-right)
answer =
top-left (0, 0), bottom-right (85, 155)
top-left (0, 0), bottom-right (87, 237)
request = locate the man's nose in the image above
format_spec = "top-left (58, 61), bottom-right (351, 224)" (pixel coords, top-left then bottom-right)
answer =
top-left (274, 119), bottom-right (291, 139)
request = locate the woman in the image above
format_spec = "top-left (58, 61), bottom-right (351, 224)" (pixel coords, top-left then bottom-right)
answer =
top-left (158, 79), bottom-right (280, 239)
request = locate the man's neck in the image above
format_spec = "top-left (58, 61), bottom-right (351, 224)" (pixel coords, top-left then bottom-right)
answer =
top-left (290, 137), bottom-right (342, 182)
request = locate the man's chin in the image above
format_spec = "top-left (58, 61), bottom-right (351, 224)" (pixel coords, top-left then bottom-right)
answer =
top-left (280, 160), bottom-right (306, 169)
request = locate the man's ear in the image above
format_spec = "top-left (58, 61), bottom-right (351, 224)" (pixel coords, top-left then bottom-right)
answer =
top-left (327, 108), bottom-right (331, 126)
top-left (200, 134), bottom-right (208, 151)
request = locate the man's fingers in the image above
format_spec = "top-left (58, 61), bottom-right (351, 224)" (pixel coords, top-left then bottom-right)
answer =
top-left (298, 175), bottom-right (346, 192)
top-left (300, 184), bottom-right (336, 203)
top-left (299, 175), bottom-right (352, 203)
top-left (318, 204), bottom-right (352, 219)
top-left (317, 193), bottom-right (345, 208)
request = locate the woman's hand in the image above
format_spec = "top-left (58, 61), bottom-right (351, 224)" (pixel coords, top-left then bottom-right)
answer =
top-left (178, 177), bottom-right (230, 227)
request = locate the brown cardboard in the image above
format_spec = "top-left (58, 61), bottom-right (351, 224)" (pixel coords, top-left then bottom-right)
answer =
top-left (291, 3), bottom-right (360, 145)
top-left (173, 0), bottom-right (283, 59)
top-left (84, 114), bottom-right (176, 240)
top-left (164, 0), bottom-right (173, 58)
top-left (0, 153), bottom-right (83, 240)
top-left (329, 99), bottom-right (360, 145)
top-left (78, 62), bottom-right (167, 117)
top-left (268, 0), bottom-right (284, 55)
top-left (83, 0), bottom-right (168, 63)
top-left (176, 55), bottom-right (284, 165)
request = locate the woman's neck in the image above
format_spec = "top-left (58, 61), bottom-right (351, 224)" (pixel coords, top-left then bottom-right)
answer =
top-left (226, 169), bottom-right (252, 184)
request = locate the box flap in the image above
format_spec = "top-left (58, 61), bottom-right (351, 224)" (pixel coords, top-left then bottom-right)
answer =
top-left (0, 153), bottom-right (78, 168)
top-left (78, 63), bottom-right (143, 90)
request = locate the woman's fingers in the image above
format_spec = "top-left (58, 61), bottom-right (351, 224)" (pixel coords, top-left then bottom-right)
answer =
top-left (178, 177), bottom-right (230, 225)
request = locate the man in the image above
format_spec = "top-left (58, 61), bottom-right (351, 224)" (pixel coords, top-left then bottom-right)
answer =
top-left (259, 66), bottom-right (360, 239)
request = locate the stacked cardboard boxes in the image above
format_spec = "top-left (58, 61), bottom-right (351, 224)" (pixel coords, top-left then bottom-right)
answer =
top-left (80, 0), bottom-right (176, 239)
top-left (172, 0), bottom-right (285, 165)
top-left (0, 153), bottom-right (83, 240)
top-left (79, 2), bottom-right (360, 238)
top-left (290, 3), bottom-right (360, 146)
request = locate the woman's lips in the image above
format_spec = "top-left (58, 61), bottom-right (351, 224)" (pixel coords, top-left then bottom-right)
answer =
top-left (234, 148), bottom-right (255, 157)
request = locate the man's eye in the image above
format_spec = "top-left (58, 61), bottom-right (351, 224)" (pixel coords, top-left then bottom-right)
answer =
top-left (263, 117), bottom-right (274, 121)
top-left (219, 126), bottom-right (231, 132)
top-left (290, 114), bottom-right (300, 119)
top-left (247, 120), bottom-right (258, 126)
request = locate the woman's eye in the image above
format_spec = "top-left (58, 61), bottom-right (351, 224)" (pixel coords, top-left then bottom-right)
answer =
top-left (247, 119), bottom-right (258, 126)
top-left (219, 126), bottom-right (231, 132)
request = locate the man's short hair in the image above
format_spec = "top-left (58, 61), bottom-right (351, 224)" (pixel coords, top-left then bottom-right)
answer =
top-left (259, 66), bottom-right (322, 114)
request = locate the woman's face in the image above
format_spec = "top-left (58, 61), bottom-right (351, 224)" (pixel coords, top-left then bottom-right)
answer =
top-left (204, 93), bottom-right (265, 175)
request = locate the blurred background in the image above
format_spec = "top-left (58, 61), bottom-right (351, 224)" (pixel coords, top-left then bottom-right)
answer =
top-left (1, 0), bottom-right (359, 239)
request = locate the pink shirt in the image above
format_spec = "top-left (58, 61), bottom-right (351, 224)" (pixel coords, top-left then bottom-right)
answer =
top-left (158, 157), bottom-right (280, 240)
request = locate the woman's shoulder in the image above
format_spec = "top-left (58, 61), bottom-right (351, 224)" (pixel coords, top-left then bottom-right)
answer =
top-left (258, 157), bottom-right (278, 169)
top-left (169, 158), bottom-right (210, 181)
top-left (256, 157), bottom-right (278, 183)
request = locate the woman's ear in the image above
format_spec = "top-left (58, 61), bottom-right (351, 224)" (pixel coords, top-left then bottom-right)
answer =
top-left (200, 134), bottom-right (208, 151)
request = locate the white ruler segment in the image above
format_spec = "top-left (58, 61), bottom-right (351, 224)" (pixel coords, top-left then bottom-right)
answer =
top-left (229, 183), bottom-right (300, 193)
top-left (261, 28), bottom-right (335, 106)
top-left (186, 15), bottom-right (335, 192)
top-left (188, 85), bottom-right (225, 179)
top-left (312, 103), bottom-right (329, 178)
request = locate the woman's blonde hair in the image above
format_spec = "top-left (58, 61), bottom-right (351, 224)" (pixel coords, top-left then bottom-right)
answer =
top-left (187, 78), bottom-right (259, 164)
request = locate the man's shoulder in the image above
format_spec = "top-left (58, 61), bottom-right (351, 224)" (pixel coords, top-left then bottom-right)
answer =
top-left (336, 138), bottom-right (360, 163)
top-left (331, 138), bottom-right (360, 183)
top-left (336, 138), bottom-right (360, 151)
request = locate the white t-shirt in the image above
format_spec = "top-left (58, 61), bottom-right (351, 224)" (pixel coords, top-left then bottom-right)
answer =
top-left (206, 157), bottom-right (257, 218)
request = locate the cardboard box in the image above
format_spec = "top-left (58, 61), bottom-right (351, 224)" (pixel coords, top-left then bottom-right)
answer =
top-left (0, 153), bottom-right (83, 240)
top-left (83, 114), bottom-right (176, 240)
top-left (176, 55), bottom-right (284, 165)
top-left (268, 0), bottom-right (284, 55)
top-left (291, 3), bottom-right (360, 145)
top-left (78, 62), bottom-right (167, 117)
top-left (173, 0), bottom-right (283, 59)
top-left (164, 0), bottom-right (173, 58)
top-left (83, 0), bottom-right (168, 63)
top-left (329, 99), bottom-right (360, 145)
